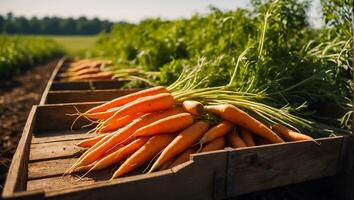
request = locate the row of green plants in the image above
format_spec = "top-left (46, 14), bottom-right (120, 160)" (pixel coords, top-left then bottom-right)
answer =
top-left (0, 35), bottom-right (64, 78)
top-left (87, 0), bottom-right (352, 134)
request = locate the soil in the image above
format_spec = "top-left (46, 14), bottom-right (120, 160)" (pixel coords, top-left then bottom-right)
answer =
top-left (0, 59), bottom-right (59, 192)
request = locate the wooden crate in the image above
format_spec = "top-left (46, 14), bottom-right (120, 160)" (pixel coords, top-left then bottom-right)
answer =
top-left (39, 58), bottom-right (141, 104)
top-left (2, 103), bottom-right (354, 200)
top-left (40, 88), bottom-right (140, 104)
top-left (45, 58), bottom-right (127, 91)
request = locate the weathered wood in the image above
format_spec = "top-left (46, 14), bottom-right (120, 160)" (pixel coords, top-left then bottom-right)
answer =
top-left (44, 89), bottom-right (140, 104)
top-left (28, 158), bottom-right (77, 180)
top-left (39, 58), bottom-right (66, 105)
top-left (34, 102), bottom-right (102, 132)
top-left (30, 140), bottom-right (85, 162)
top-left (32, 130), bottom-right (92, 144)
top-left (50, 80), bottom-right (126, 91)
top-left (27, 151), bottom-right (228, 200)
top-left (227, 137), bottom-right (342, 197)
top-left (2, 107), bottom-right (36, 198)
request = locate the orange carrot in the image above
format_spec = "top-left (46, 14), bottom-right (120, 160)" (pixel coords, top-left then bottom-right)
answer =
top-left (85, 107), bottom-right (120, 120)
top-left (111, 134), bottom-right (176, 179)
top-left (205, 104), bottom-right (284, 143)
top-left (70, 107), bottom-right (185, 170)
top-left (240, 128), bottom-right (255, 146)
top-left (254, 136), bottom-right (272, 145)
top-left (70, 71), bottom-right (113, 81)
top-left (200, 137), bottom-right (225, 152)
top-left (199, 121), bottom-right (233, 146)
top-left (133, 113), bottom-right (193, 137)
top-left (182, 100), bottom-right (205, 115)
top-left (71, 68), bottom-right (101, 77)
top-left (77, 134), bottom-right (109, 148)
top-left (271, 124), bottom-right (314, 142)
top-left (107, 93), bottom-right (174, 122)
top-left (169, 147), bottom-right (195, 168)
top-left (91, 137), bottom-right (149, 171)
top-left (86, 86), bottom-right (168, 114)
top-left (227, 129), bottom-right (247, 148)
top-left (98, 113), bottom-right (144, 133)
top-left (148, 121), bottom-right (210, 172)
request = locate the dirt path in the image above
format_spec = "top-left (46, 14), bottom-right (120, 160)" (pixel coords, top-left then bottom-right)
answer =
top-left (0, 59), bottom-right (59, 191)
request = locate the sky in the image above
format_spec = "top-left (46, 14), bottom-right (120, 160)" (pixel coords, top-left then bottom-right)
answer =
top-left (0, 0), bottom-right (323, 27)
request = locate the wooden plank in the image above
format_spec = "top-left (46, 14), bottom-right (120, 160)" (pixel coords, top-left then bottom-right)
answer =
top-left (39, 58), bottom-right (66, 105)
top-left (28, 158), bottom-right (77, 180)
top-left (2, 107), bottom-right (36, 198)
top-left (45, 89), bottom-right (140, 104)
top-left (27, 151), bottom-right (228, 200)
top-left (50, 80), bottom-right (126, 91)
top-left (32, 130), bottom-right (92, 144)
top-left (30, 140), bottom-right (85, 162)
top-left (228, 137), bottom-right (342, 197)
top-left (34, 102), bottom-right (103, 132)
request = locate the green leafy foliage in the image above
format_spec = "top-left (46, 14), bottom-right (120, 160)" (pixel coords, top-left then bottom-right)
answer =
top-left (0, 35), bottom-right (64, 78)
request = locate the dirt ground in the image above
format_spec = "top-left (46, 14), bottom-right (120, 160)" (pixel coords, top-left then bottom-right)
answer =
top-left (0, 59), bottom-right (59, 191)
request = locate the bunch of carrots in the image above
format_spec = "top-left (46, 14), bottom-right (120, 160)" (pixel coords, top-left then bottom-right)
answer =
top-left (67, 86), bottom-right (314, 180)
top-left (60, 59), bottom-right (114, 81)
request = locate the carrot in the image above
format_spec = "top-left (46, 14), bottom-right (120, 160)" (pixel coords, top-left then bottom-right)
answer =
top-left (271, 124), bottom-right (314, 142)
top-left (240, 128), bottom-right (255, 146)
top-left (69, 107), bottom-right (185, 171)
top-left (106, 93), bottom-right (174, 121)
top-left (77, 134), bottom-right (108, 148)
top-left (85, 107), bottom-right (120, 120)
top-left (227, 129), bottom-right (247, 148)
top-left (71, 68), bottom-right (101, 77)
top-left (182, 100), bottom-right (205, 115)
top-left (70, 71), bottom-right (113, 81)
top-left (159, 158), bottom-right (177, 170)
top-left (200, 137), bottom-right (225, 152)
top-left (91, 137), bottom-right (149, 171)
top-left (86, 86), bottom-right (168, 114)
top-left (133, 113), bottom-right (194, 137)
top-left (254, 136), bottom-right (272, 145)
top-left (199, 121), bottom-right (233, 147)
top-left (111, 134), bottom-right (176, 179)
top-left (169, 147), bottom-right (195, 169)
top-left (148, 121), bottom-right (210, 173)
top-left (205, 104), bottom-right (284, 143)
top-left (98, 113), bottom-right (144, 133)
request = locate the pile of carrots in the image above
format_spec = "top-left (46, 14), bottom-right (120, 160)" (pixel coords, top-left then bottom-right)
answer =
top-left (67, 86), bottom-right (314, 180)
top-left (61, 59), bottom-right (114, 81)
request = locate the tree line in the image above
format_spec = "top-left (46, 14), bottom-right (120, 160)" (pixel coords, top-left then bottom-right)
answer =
top-left (0, 13), bottom-right (118, 35)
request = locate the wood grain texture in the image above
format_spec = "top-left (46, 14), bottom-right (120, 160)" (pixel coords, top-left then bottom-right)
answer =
top-left (2, 107), bottom-right (36, 198)
top-left (228, 137), bottom-right (342, 196)
top-left (45, 89), bottom-right (140, 104)
top-left (50, 80), bottom-right (126, 91)
top-left (30, 140), bottom-right (85, 162)
top-left (27, 151), bottom-right (229, 200)
top-left (34, 102), bottom-right (103, 132)
top-left (28, 158), bottom-right (77, 180)
top-left (32, 130), bottom-right (92, 144)
top-left (39, 58), bottom-right (66, 105)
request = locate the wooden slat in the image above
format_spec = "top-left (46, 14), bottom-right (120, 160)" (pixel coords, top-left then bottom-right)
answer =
top-left (27, 151), bottom-right (228, 200)
top-left (2, 107), bottom-right (36, 198)
top-left (45, 89), bottom-right (140, 104)
top-left (30, 140), bottom-right (85, 162)
top-left (39, 58), bottom-right (66, 105)
top-left (50, 80), bottom-right (126, 91)
top-left (28, 158), bottom-right (77, 180)
top-left (34, 102), bottom-right (103, 132)
top-left (228, 137), bottom-right (342, 196)
top-left (32, 130), bottom-right (92, 144)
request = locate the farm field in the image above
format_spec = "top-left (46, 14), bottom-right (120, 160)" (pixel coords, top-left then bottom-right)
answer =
top-left (0, 0), bottom-right (353, 199)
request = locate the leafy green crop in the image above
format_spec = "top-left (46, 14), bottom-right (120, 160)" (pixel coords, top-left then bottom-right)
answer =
top-left (0, 35), bottom-right (64, 78)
